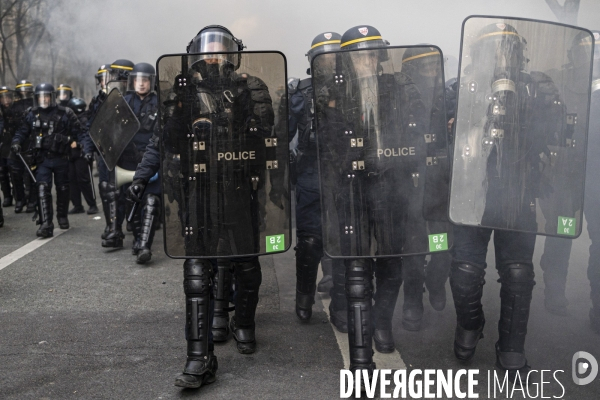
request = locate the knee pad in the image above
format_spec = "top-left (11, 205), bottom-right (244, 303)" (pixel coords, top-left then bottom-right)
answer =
top-left (37, 181), bottom-right (51, 197)
top-left (450, 262), bottom-right (486, 291)
top-left (295, 235), bottom-right (323, 264)
top-left (99, 181), bottom-right (109, 197)
top-left (183, 259), bottom-right (213, 297)
top-left (345, 259), bottom-right (373, 302)
top-left (143, 194), bottom-right (161, 216)
top-left (498, 263), bottom-right (535, 295)
top-left (235, 258), bottom-right (262, 290)
top-left (375, 258), bottom-right (403, 283)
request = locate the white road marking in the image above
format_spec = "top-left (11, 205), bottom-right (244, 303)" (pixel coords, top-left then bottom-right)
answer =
top-left (0, 229), bottom-right (68, 271)
top-left (316, 268), bottom-right (407, 370)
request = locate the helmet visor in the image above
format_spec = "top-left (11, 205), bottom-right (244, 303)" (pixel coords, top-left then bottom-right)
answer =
top-left (0, 91), bottom-right (14, 107)
top-left (127, 72), bottom-right (156, 95)
top-left (57, 88), bottom-right (72, 101)
top-left (34, 91), bottom-right (55, 109)
top-left (189, 30), bottom-right (240, 70)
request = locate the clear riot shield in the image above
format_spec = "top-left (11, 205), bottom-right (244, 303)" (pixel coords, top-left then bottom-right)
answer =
top-left (157, 51), bottom-right (290, 258)
top-left (312, 45), bottom-right (452, 258)
top-left (88, 88), bottom-right (140, 171)
top-left (449, 16), bottom-right (594, 237)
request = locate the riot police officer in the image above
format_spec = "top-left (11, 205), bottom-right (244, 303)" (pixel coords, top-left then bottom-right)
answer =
top-left (87, 59), bottom-right (135, 247)
top-left (128, 25), bottom-right (281, 388)
top-left (11, 83), bottom-right (93, 237)
top-left (66, 97), bottom-right (98, 215)
top-left (0, 86), bottom-right (15, 208)
top-left (448, 21), bottom-right (593, 379)
top-left (123, 62), bottom-right (160, 264)
top-left (292, 32), bottom-right (345, 324)
top-left (538, 31), bottom-right (600, 329)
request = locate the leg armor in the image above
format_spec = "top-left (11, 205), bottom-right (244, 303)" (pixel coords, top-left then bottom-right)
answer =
top-left (10, 170), bottom-right (25, 213)
top-left (130, 202), bottom-right (142, 255)
top-left (136, 194), bottom-right (160, 264)
top-left (230, 258), bottom-right (262, 354)
top-left (329, 258), bottom-right (348, 333)
top-left (372, 258), bottom-right (402, 353)
top-left (174, 259), bottom-right (218, 389)
top-left (540, 237), bottom-right (571, 315)
top-left (0, 201), bottom-right (4, 227)
top-left (450, 262), bottom-right (486, 361)
top-left (36, 182), bottom-right (54, 238)
top-left (425, 252), bottom-right (451, 311)
top-left (56, 184), bottom-right (70, 229)
top-left (496, 263), bottom-right (535, 374)
top-left (0, 165), bottom-right (13, 206)
top-left (345, 259), bottom-right (375, 372)
top-left (318, 256), bottom-right (334, 293)
top-left (295, 235), bottom-right (322, 322)
top-left (402, 255), bottom-right (426, 331)
top-left (99, 182), bottom-right (111, 240)
top-left (212, 259), bottom-right (233, 342)
top-left (101, 182), bottom-right (123, 248)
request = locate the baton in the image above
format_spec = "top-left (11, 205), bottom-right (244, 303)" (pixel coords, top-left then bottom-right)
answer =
top-left (88, 163), bottom-right (96, 200)
top-left (17, 153), bottom-right (36, 183)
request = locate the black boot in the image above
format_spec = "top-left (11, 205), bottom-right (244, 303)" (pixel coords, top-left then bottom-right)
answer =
top-left (99, 182), bottom-right (111, 240)
top-left (101, 182), bottom-right (123, 248)
top-left (230, 258), bottom-right (262, 354)
top-left (130, 202), bottom-right (142, 255)
top-left (0, 166), bottom-right (13, 207)
top-left (318, 257), bottom-right (334, 293)
top-left (213, 259), bottom-right (233, 342)
top-left (450, 262), bottom-right (486, 361)
top-left (496, 263), bottom-right (535, 377)
top-left (346, 259), bottom-right (376, 373)
top-left (426, 252), bottom-right (451, 311)
top-left (295, 235), bottom-right (322, 322)
top-left (175, 259), bottom-right (218, 389)
top-left (36, 182), bottom-right (54, 238)
top-left (329, 259), bottom-right (348, 333)
top-left (56, 184), bottom-right (70, 229)
top-left (372, 258), bottom-right (402, 353)
top-left (136, 194), bottom-right (160, 264)
top-left (10, 170), bottom-right (25, 213)
top-left (402, 256), bottom-right (426, 331)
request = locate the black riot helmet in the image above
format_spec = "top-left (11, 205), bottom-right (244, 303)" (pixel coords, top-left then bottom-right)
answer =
top-left (0, 86), bottom-right (15, 109)
top-left (33, 83), bottom-right (56, 110)
top-left (340, 25), bottom-right (385, 51)
top-left (95, 63), bottom-right (112, 92)
top-left (470, 23), bottom-right (527, 82)
top-left (187, 25), bottom-right (244, 78)
top-left (568, 30), bottom-right (596, 71)
top-left (307, 32), bottom-right (342, 62)
top-left (107, 59), bottom-right (134, 93)
top-left (402, 46), bottom-right (442, 78)
top-left (127, 62), bottom-right (156, 96)
top-left (56, 84), bottom-right (73, 106)
top-left (15, 80), bottom-right (34, 100)
top-left (67, 97), bottom-right (87, 115)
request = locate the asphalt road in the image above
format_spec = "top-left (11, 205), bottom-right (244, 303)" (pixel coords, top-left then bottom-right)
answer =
top-left (1, 199), bottom-right (599, 399)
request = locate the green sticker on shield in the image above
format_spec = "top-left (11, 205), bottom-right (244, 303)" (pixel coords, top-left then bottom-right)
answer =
top-left (558, 217), bottom-right (576, 236)
top-left (428, 233), bottom-right (448, 252)
top-left (266, 234), bottom-right (285, 252)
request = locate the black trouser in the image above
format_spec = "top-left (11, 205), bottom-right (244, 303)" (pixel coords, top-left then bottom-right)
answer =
top-left (68, 156), bottom-right (96, 209)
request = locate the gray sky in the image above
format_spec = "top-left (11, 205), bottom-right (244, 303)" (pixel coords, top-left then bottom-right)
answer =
top-left (60, 0), bottom-right (600, 83)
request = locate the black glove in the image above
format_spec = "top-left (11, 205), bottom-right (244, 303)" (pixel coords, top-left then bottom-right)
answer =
top-left (84, 153), bottom-right (94, 163)
top-left (11, 143), bottom-right (21, 154)
top-left (127, 179), bottom-right (146, 203)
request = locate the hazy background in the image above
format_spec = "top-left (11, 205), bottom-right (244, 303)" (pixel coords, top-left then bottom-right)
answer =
top-left (5, 0), bottom-right (600, 99)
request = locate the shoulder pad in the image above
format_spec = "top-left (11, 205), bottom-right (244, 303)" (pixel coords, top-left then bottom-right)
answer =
top-left (298, 78), bottom-right (312, 91)
top-left (287, 78), bottom-right (300, 94)
top-left (246, 75), bottom-right (268, 91)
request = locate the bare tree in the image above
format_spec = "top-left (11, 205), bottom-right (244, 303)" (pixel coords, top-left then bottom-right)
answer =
top-left (545, 0), bottom-right (581, 25)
